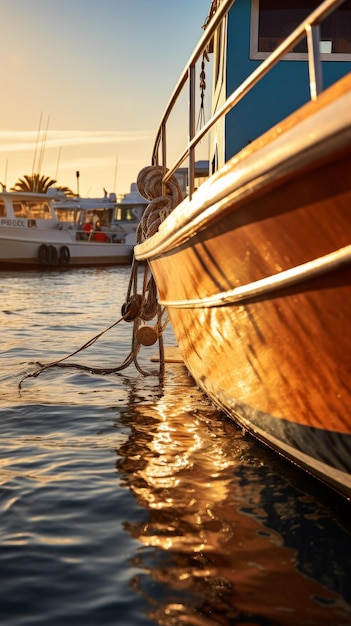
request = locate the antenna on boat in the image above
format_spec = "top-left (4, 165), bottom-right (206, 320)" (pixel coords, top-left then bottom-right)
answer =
top-left (37, 115), bottom-right (50, 180)
top-left (31, 112), bottom-right (50, 190)
top-left (76, 170), bottom-right (80, 197)
top-left (113, 156), bottom-right (118, 194)
top-left (55, 147), bottom-right (62, 180)
top-left (2, 159), bottom-right (8, 190)
top-left (32, 111), bottom-right (43, 179)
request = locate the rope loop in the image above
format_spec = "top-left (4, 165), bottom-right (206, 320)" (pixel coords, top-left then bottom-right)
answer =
top-left (137, 165), bottom-right (182, 204)
top-left (121, 294), bottom-right (142, 322)
top-left (136, 166), bottom-right (183, 243)
top-left (140, 275), bottom-right (158, 321)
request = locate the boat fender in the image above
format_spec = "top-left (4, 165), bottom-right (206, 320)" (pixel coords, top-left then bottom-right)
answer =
top-left (48, 245), bottom-right (59, 266)
top-left (59, 246), bottom-right (70, 267)
top-left (121, 294), bottom-right (142, 322)
top-left (136, 325), bottom-right (158, 346)
top-left (38, 243), bottom-right (49, 265)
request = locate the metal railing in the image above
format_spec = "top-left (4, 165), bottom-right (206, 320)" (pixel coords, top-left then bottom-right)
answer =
top-left (152, 0), bottom-right (347, 199)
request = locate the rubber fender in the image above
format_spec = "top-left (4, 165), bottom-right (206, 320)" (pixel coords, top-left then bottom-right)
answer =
top-left (59, 246), bottom-right (70, 266)
top-left (38, 243), bottom-right (49, 265)
top-left (48, 245), bottom-right (59, 266)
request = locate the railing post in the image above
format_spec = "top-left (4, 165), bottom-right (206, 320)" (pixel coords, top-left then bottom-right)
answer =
top-left (161, 122), bottom-right (167, 195)
top-left (306, 23), bottom-right (323, 100)
top-left (188, 63), bottom-right (196, 200)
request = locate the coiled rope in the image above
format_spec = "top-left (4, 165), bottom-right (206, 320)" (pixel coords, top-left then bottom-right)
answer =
top-left (19, 166), bottom-right (183, 389)
top-left (136, 165), bottom-right (183, 242)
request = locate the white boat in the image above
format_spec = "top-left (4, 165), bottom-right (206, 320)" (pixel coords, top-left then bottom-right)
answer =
top-left (54, 185), bottom-right (147, 243)
top-left (112, 183), bottom-right (148, 233)
top-left (0, 188), bottom-right (140, 269)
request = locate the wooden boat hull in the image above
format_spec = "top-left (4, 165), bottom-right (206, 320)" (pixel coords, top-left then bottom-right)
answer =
top-left (135, 75), bottom-right (351, 499)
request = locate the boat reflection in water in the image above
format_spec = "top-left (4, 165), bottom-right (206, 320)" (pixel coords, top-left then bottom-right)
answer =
top-left (116, 363), bottom-right (351, 626)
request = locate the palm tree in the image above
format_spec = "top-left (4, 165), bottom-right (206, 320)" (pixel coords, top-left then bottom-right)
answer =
top-left (11, 173), bottom-right (76, 196)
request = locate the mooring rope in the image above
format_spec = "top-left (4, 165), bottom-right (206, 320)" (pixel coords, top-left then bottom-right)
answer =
top-left (19, 167), bottom-right (183, 389)
top-left (18, 262), bottom-right (165, 389)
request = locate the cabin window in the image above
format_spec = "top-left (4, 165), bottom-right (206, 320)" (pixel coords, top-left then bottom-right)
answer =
top-left (54, 207), bottom-right (79, 223)
top-left (13, 201), bottom-right (52, 219)
top-left (28, 202), bottom-right (52, 219)
top-left (250, 0), bottom-right (351, 60)
top-left (13, 202), bottom-right (29, 218)
top-left (115, 206), bottom-right (140, 221)
top-left (0, 201), bottom-right (6, 217)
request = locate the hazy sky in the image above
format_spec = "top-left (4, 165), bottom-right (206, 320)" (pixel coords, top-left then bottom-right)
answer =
top-left (0, 0), bottom-right (209, 197)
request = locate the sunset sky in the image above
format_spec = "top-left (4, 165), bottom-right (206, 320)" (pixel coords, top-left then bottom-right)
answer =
top-left (0, 0), bottom-right (208, 197)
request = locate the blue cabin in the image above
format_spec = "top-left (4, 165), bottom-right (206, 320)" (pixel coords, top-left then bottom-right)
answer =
top-left (210, 0), bottom-right (351, 170)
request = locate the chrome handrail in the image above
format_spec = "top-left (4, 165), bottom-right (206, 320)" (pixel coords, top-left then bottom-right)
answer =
top-left (152, 0), bottom-right (347, 199)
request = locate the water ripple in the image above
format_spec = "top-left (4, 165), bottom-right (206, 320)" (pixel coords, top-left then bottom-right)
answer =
top-left (0, 268), bottom-right (350, 626)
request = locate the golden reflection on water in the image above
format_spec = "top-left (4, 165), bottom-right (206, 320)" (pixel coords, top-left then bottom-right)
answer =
top-left (116, 364), bottom-right (351, 626)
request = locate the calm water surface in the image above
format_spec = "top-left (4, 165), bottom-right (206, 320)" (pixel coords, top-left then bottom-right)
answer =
top-left (0, 267), bottom-right (350, 626)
